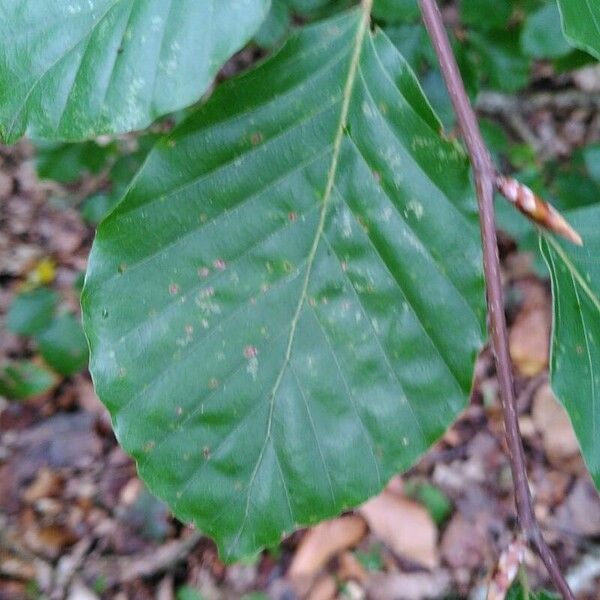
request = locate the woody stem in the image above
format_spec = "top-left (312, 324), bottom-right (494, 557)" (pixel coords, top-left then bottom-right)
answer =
top-left (417, 0), bottom-right (574, 597)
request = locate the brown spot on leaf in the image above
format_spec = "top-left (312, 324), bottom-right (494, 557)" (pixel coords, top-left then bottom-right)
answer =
top-left (244, 345), bottom-right (258, 359)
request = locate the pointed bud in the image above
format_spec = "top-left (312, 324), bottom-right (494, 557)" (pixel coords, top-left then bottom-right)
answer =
top-left (495, 175), bottom-right (583, 246)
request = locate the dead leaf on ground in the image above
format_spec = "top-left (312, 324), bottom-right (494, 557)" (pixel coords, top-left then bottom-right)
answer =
top-left (440, 512), bottom-right (491, 570)
top-left (551, 479), bottom-right (600, 537)
top-left (16, 412), bottom-right (102, 470)
top-left (23, 523), bottom-right (78, 560)
top-left (365, 570), bottom-right (451, 600)
top-left (288, 516), bottom-right (367, 582)
top-left (307, 574), bottom-right (337, 600)
top-left (67, 578), bottom-right (100, 600)
top-left (0, 551), bottom-right (37, 581)
top-left (486, 538), bottom-right (526, 600)
top-left (337, 551), bottom-right (368, 584)
top-left (573, 64), bottom-right (600, 92)
top-left (359, 490), bottom-right (438, 569)
top-left (509, 279), bottom-right (551, 376)
top-left (22, 467), bottom-right (64, 503)
top-left (531, 383), bottom-right (583, 473)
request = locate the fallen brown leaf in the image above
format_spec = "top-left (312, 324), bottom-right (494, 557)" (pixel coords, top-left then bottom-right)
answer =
top-left (366, 571), bottom-right (451, 600)
top-left (552, 479), bottom-right (600, 537)
top-left (359, 490), bottom-right (438, 569)
top-left (24, 524), bottom-right (78, 560)
top-left (486, 538), bottom-right (526, 600)
top-left (509, 279), bottom-right (551, 376)
top-left (531, 383), bottom-right (583, 472)
top-left (67, 578), bottom-right (100, 600)
top-left (337, 551), bottom-right (368, 584)
top-left (440, 512), bottom-right (490, 570)
top-left (288, 516), bottom-right (367, 581)
top-left (307, 574), bottom-right (337, 600)
top-left (23, 468), bottom-right (64, 503)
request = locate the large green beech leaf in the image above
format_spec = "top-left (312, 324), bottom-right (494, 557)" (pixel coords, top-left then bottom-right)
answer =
top-left (541, 206), bottom-right (600, 487)
top-left (0, 0), bottom-right (270, 142)
top-left (83, 7), bottom-right (486, 560)
top-left (557, 0), bottom-right (600, 60)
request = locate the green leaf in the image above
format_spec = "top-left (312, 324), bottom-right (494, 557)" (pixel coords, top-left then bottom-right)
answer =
top-left (468, 30), bottom-right (531, 93)
top-left (384, 24), bottom-right (430, 71)
top-left (38, 314), bottom-right (89, 376)
top-left (290, 0), bottom-right (355, 18)
top-left (553, 48), bottom-right (596, 72)
top-left (81, 193), bottom-right (119, 225)
top-left (522, 3), bottom-right (572, 59)
top-left (35, 140), bottom-right (116, 183)
top-left (583, 143), bottom-right (600, 183)
top-left (254, 0), bottom-right (291, 48)
top-left (404, 480), bottom-right (452, 524)
top-left (557, 0), bottom-right (600, 60)
top-left (461, 0), bottom-right (513, 31)
top-left (541, 205), bottom-right (600, 487)
top-left (6, 288), bottom-right (58, 336)
top-left (355, 545), bottom-right (384, 571)
top-left (176, 587), bottom-right (206, 600)
top-left (507, 581), bottom-right (560, 600)
top-left (372, 0), bottom-right (420, 24)
top-left (83, 9), bottom-right (486, 561)
top-left (0, 360), bottom-right (58, 400)
top-left (0, 0), bottom-right (271, 142)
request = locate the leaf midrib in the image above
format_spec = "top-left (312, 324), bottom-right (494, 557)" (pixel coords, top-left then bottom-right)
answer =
top-left (264, 1), bottom-right (373, 438)
top-left (229, 0), bottom-right (373, 554)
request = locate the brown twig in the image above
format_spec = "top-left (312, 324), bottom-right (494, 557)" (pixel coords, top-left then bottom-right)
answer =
top-left (477, 89), bottom-right (600, 114)
top-left (417, 1), bottom-right (575, 598)
top-left (84, 530), bottom-right (203, 588)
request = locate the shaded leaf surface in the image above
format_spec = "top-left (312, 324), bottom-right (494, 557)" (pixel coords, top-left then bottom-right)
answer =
top-left (557, 0), bottom-right (600, 59)
top-left (38, 314), bottom-right (89, 376)
top-left (7, 288), bottom-right (58, 336)
top-left (0, 360), bottom-right (58, 400)
top-left (83, 9), bottom-right (486, 560)
top-left (541, 205), bottom-right (600, 487)
top-left (522, 3), bottom-right (572, 59)
top-left (0, 0), bottom-right (270, 142)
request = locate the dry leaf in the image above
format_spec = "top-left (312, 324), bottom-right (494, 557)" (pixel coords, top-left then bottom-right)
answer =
top-left (22, 468), bottom-right (64, 503)
top-left (552, 479), bottom-right (600, 537)
top-left (288, 515), bottom-right (367, 580)
top-left (487, 539), bottom-right (526, 600)
top-left (337, 551), bottom-right (368, 584)
top-left (440, 512), bottom-right (490, 570)
top-left (0, 552), bottom-right (37, 581)
top-left (307, 574), bottom-right (337, 600)
top-left (0, 170), bottom-right (13, 200)
top-left (24, 524), bottom-right (78, 560)
top-left (509, 280), bottom-right (551, 376)
top-left (359, 490), bottom-right (438, 569)
top-left (573, 64), bottom-right (600, 92)
top-left (531, 383), bottom-right (582, 471)
top-left (67, 578), bottom-right (100, 600)
top-left (366, 571), bottom-right (451, 600)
